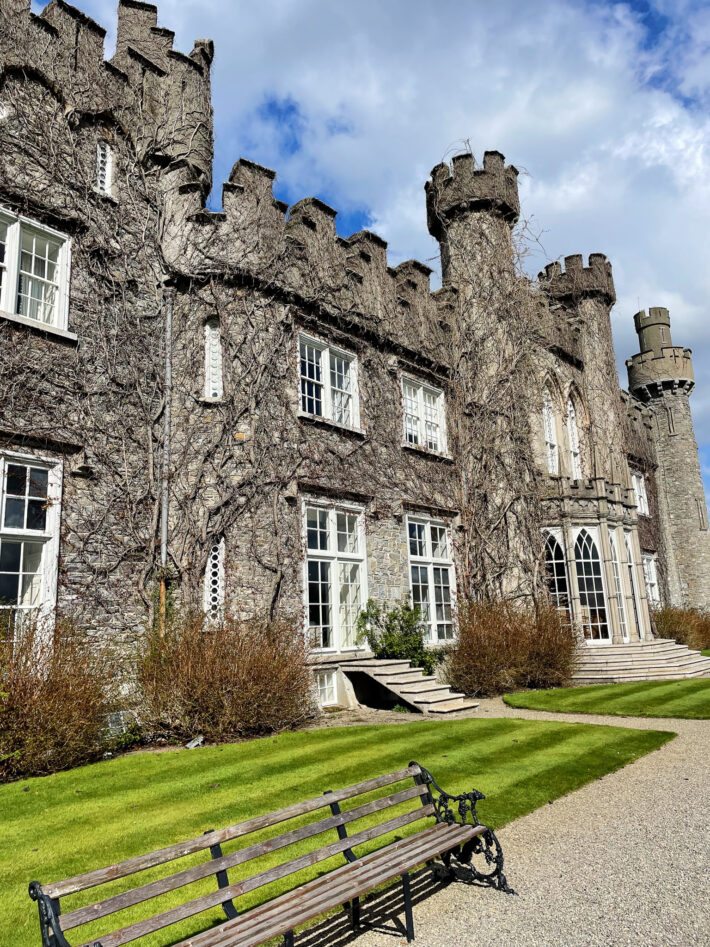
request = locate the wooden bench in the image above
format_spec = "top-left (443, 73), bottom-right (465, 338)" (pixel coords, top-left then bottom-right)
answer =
top-left (29, 762), bottom-right (511, 947)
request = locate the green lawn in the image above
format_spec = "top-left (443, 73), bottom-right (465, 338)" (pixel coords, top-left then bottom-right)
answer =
top-left (702, 649), bottom-right (710, 657)
top-left (504, 679), bottom-right (710, 719)
top-left (3, 719), bottom-right (672, 947)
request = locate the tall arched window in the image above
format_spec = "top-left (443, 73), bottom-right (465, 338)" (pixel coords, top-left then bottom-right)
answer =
top-left (574, 529), bottom-right (609, 641)
top-left (544, 532), bottom-right (570, 625)
top-left (625, 533), bottom-right (642, 639)
top-left (542, 386), bottom-right (558, 475)
top-left (609, 532), bottom-right (628, 641)
top-left (567, 396), bottom-right (582, 480)
top-left (204, 318), bottom-right (223, 400)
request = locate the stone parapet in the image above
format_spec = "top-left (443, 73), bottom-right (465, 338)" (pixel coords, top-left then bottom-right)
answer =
top-left (538, 254), bottom-right (616, 306)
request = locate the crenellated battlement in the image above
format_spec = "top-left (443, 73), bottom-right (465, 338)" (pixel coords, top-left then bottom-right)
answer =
top-left (0, 0), bottom-right (214, 177)
top-left (425, 150), bottom-right (520, 239)
top-left (538, 253), bottom-right (616, 306)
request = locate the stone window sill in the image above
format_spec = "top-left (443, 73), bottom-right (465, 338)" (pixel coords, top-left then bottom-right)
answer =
top-left (0, 309), bottom-right (78, 344)
top-left (402, 442), bottom-right (454, 464)
top-left (298, 411), bottom-right (367, 439)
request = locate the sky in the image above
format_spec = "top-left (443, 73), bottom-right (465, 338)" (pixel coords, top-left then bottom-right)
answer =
top-left (33, 0), bottom-right (710, 497)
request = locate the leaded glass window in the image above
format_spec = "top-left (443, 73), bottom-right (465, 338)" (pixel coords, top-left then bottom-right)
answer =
top-left (567, 397), bottom-right (582, 480)
top-left (544, 531), bottom-right (570, 624)
top-left (574, 529), bottom-right (609, 641)
top-left (204, 318), bottom-right (223, 400)
top-left (204, 538), bottom-right (225, 621)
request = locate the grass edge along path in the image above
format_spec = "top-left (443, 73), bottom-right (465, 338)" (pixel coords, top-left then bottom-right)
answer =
top-left (504, 678), bottom-right (710, 719)
top-left (1, 718), bottom-right (673, 947)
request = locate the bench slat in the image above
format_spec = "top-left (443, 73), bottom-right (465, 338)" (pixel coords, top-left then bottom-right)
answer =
top-left (46, 765), bottom-right (421, 900)
top-left (175, 825), bottom-right (452, 947)
top-left (60, 783), bottom-right (428, 932)
top-left (78, 805), bottom-right (434, 947)
top-left (185, 824), bottom-right (480, 947)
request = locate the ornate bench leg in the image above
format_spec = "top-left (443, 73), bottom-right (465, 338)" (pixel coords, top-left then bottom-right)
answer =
top-left (283, 931), bottom-right (295, 947)
top-left (460, 829), bottom-right (515, 895)
top-left (401, 872), bottom-right (415, 943)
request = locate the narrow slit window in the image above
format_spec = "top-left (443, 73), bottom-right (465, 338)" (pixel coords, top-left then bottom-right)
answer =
top-left (542, 386), bottom-right (558, 475)
top-left (96, 142), bottom-right (113, 196)
top-left (567, 397), bottom-right (582, 480)
top-left (204, 319), bottom-right (223, 400)
top-left (204, 538), bottom-right (225, 621)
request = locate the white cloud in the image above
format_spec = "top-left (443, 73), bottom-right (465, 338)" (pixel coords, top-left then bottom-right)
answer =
top-left (41, 0), bottom-right (710, 493)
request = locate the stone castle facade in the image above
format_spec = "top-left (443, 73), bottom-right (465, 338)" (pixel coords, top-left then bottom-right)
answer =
top-left (1, 0), bottom-right (709, 700)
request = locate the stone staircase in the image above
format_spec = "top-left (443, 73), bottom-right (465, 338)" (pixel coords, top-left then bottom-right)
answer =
top-left (342, 656), bottom-right (479, 715)
top-left (573, 639), bottom-right (710, 685)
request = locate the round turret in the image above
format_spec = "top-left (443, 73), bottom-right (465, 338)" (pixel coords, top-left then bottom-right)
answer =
top-left (538, 253), bottom-right (616, 306)
top-left (626, 307), bottom-right (694, 399)
top-left (425, 150), bottom-right (520, 240)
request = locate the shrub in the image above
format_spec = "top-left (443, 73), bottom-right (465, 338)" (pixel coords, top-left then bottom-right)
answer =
top-left (444, 600), bottom-right (578, 698)
top-left (356, 599), bottom-right (443, 676)
top-left (136, 612), bottom-right (315, 743)
top-left (0, 617), bottom-right (118, 781)
top-left (653, 606), bottom-right (710, 652)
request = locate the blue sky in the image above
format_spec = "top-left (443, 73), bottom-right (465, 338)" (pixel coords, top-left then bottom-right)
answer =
top-left (33, 0), bottom-right (710, 497)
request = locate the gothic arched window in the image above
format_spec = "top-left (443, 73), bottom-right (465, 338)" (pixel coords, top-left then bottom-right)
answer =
top-left (574, 529), bottom-right (609, 641)
top-left (609, 532), bottom-right (628, 641)
top-left (542, 386), bottom-right (558, 475)
top-left (567, 396), bottom-right (582, 480)
top-left (544, 532), bottom-right (570, 625)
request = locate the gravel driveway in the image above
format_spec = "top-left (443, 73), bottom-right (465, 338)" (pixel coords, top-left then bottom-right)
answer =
top-left (300, 699), bottom-right (709, 947)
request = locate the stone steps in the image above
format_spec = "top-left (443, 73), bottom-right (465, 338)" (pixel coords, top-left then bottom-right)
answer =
top-left (572, 639), bottom-right (710, 684)
top-left (344, 658), bottom-right (478, 715)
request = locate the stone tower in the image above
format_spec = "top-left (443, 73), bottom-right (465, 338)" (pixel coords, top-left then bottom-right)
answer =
top-left (627, 307), bottom-right (710, 607)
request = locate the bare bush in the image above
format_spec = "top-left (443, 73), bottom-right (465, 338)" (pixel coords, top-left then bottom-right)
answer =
top-left (444, 600), bottom-right (578, 697)
top-left (653, 606), bottom-right (710, 652)
top-left (136, 612), bottom-right (316, 742)
top-left (0, 618), bottom-right (118, 781)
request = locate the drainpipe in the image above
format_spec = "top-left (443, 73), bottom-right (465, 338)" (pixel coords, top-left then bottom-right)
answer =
top-left (159, 287), bottom-right (174, 636)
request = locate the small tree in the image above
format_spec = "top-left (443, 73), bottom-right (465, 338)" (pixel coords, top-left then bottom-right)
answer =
top-left (356, 599), bottom-right (443, 676)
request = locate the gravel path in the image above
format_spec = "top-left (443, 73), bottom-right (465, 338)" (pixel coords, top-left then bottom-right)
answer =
top-left (302, 699), bottom-right (710, 947)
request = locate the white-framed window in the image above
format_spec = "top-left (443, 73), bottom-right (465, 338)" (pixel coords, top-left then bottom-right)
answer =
top-left (204, 318), bottom-right (223, 400)
top-left (631, 470), bottom-right (649, 516)
top-left (0, 453), bottom-right (62, 638)
top-left (566, 396), bottom-right (582, 480)
top-left (0, 207), bottom-right (71, 330)
top-left (96, 141), bottom-right (114, 196)
top-left (609, 531), bottom-right (629, 641)
top-left (407, 515), bottom-right (455, 642)
top-left (573, 527), bottom-right (609, 641)
top-left (543, 528), bottom-right (571, 625)
top-left (542, 386), bottom-right (558, 475)
top-left (303, 501), bottom-right (367, 651)
top-left (642, 553), bottom-right (660, 606)
top-left (203, 537), bottom-right (225, 621)
top-left (317, 669), bottom-right (337, 707)
top-left (402, 376), bottom-right (446, 454)
top-left (625, 532), bottom-right (643, 638)
top-left (298, 333), bottom-right (360, 428)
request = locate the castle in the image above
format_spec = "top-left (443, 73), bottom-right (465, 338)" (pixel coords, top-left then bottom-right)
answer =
top-left (1, 0), bottom-right (709, 705)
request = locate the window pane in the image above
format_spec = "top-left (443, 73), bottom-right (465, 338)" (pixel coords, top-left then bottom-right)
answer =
top-left (403, 382), bottom-right (420, 445)
top-left (28, 468), bottom-right (48, 499)
top-left (410, 565), bottom-right (430, 623)
top-left (339, 562), bottom-right (361, 648)
top-left (306, 507), bottom-right (328, 550)
top-left (3, 498), bottom-right (25, 529)
top-left (431, 525), bottom-right (448, 559)
top-left (307, 560), bottom-right (332, 648)
top-left (0, 572), bottom-right (19, 606)
top-left (300, 341), bottom-right (323, 416)
top-left (408, 522), bottom-right (426, 557)
top-left (17, 229), bottom-right (60, 325)
top-left (423, 389), bottom-right (440, 452)
top-left (0, 540), bottom-right (21, 572)
top-left (336, 512), bottom-right (359, 553)
top-left (6, 464), bottom-right (26, 496)
top-left (26, 500), bottom-right (47, 531)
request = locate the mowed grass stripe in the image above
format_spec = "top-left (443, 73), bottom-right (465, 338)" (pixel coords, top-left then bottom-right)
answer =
top-left (2, 720), bottom-right (672, 947)
top-left (504, 679), bottom-right (710, 718)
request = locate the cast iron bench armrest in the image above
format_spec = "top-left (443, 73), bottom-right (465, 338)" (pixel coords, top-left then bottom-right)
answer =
top-left (414, 761), bottom-right (513, 893)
